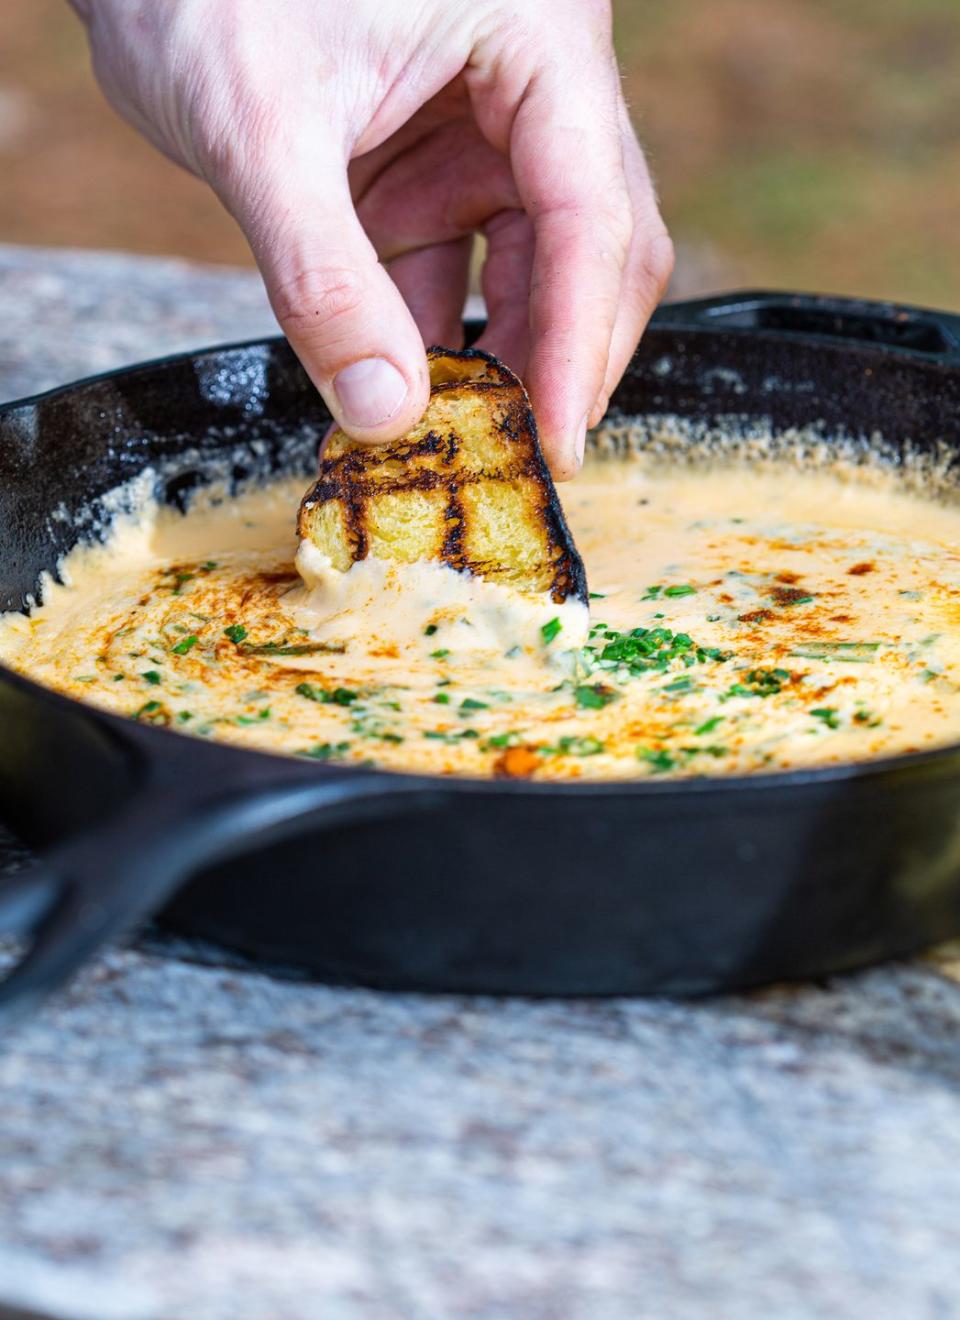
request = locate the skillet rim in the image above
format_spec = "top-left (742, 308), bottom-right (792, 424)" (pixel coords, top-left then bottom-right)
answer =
top-left (4, 322), bottom-right (960, 801)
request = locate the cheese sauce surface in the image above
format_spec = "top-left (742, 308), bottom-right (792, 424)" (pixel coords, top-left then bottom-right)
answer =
top-left (5, 457), bottom-right (960, 780)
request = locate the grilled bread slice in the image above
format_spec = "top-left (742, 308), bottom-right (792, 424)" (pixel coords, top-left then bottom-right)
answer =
top-left (297, 348), bottom-right (587, 606)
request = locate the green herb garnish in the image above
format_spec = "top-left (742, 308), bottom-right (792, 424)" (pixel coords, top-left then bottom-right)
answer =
top-left (789, 642), bottom-right (880, 662)
top-left (299, 741), bottom-right (352, 761)
top-left (236, 708), bottom-right (271, 725)
top-left (295, 682), bottom-right (358, 706)
top-left (581, 623), bottom-right (732, 678)
top-left (424, 623), bottom-right (439, 636)
top-left (134, 700), bottom-right (166, 723)
top-left (224, 624), bottom-right (248, 643)
top-left (724, 667), bottom-right (789, 699)
top-left (171, 635), bottom-right (199, 656)
top-left (664, 584), bottom-right (696, 598)
top-left (541, 617), bottom-right (562, 645)
top-left (574, 684), bottom-right (617, 710)
top-left (662, 676), bottom-right (696, 695)
top-left (540, 735), bottom-right (605, 757)
top-left (242, 640), bottom-right (346, 657)
top-left (811, 707), bottom-right (840, 730)
top-left (142, 670), bottom-right (162, 686)
top-left (483, 731), bottom-right (523, 750)
top-left (637, 747), bottom-right (676, 773)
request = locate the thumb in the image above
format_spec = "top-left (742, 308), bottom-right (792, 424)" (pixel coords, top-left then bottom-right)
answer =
top-left (225, 153), bottom-right (431, 443)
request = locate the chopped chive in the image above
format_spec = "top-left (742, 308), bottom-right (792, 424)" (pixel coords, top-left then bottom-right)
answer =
top-left (662, 676), bottom-right (696, 694)
top-left (723, 668), bottom-right (789, 699)
top-left (854, 709), bottom-right (882, 727)
top-left (295, 682), bottom-right (358, 706)
top-left (236, 708), bottom-right (272, 725)
top-left (539, 735), bottom-right (605, 757)
top-left (664, 584), bottom-right (696, 598)
top-left (574, 684), bottom-right (617, 710)
top-left (224, 624), bottom-right (248, 643)
top-left (295, 682), bottom-right (324, 702)
top-left (541, 617), bottom-right (562, 645)
top-left (424, 623), bottom-right (439, 636)
top-left (694, 716), bottom-right (724, 736)
top-left (299, 741), bottom-right (352, 761)
top-left (134, 700), bottom-right (165, 721)
top-left (484, 731), bottom-right (522, 750)
top-left (430, 648), bottom-right (450, 660)
top-left (242, 639), bottom-right (345, 657)
top-left (171, 635), bottom-right (199, 655)
top-left (637, 747), bottom-right (676, 773)
top-left (810, 707), bottom-right (840, 729)
top-left (433, 692), bottom-right (451, 705)
top-left (589, 592), bottom-right (607, 600)
top-left (459, 697), bottom-right (488, 712)
top-left (790, 642), bottom-right (879, 662)
top-left (142, 670), bottom-right (162, 686)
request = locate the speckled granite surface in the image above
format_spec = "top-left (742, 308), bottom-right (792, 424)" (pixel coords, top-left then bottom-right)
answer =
top-left (3, 244), bottom-right (960, 1320)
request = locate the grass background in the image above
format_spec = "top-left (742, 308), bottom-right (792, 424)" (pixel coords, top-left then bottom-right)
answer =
top-left (2, 1), bottom-right (959, 306)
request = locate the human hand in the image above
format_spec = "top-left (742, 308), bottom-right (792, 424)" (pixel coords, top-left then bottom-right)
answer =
top-left (70, 0), bottom-right (672, 478)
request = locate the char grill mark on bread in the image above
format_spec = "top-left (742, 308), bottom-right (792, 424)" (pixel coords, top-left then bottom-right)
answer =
top-left (297, 347), bottom-right (588, 605)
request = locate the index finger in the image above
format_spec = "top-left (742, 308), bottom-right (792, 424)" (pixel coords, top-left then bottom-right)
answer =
top-left (509, 49), bottom-right (633, 478)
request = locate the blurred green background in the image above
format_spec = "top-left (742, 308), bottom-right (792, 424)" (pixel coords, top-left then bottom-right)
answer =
top-left (2, 0), bottom-right (959, 305)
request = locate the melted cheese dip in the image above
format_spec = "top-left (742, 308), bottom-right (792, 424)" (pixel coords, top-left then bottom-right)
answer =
top-left (5, 458), bottom-right (960, 780)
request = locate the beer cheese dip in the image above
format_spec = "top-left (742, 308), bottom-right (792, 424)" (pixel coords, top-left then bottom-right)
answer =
top-left (4, 454), bottom-right (960, 780)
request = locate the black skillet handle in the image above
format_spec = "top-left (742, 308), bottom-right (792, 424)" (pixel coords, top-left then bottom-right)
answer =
top-left (0, 756), bottom-right (438, 1025)
top-left (653, 290), bottom-right (960, 365)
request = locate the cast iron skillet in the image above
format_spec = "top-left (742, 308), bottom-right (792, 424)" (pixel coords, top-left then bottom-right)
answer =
top-left (3, 291), bottom-right (960, 1021)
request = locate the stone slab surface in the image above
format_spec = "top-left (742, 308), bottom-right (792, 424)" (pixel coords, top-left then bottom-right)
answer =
top-left (2, 244), bottom-right (960, 1320)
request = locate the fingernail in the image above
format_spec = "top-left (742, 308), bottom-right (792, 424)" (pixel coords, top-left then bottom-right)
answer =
top-left (333, 358), bottom-right (407, 429)
top-left (574, 413), bottom-right (589, 468)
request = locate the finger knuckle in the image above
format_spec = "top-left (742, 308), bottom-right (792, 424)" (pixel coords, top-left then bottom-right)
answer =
top-left (638, 230), bottom-right (676, 297)
top-left (272, 266), bottom-right (368, 337)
